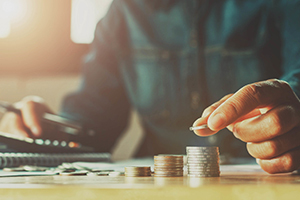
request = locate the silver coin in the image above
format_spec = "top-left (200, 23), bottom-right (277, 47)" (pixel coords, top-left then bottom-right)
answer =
top-left (187, 152), bottom-right (219, 156)
top-left (188, 170), bottom-right (220, 174)
top-left (188, 174), bottom-right (220, 177)
top-left (187, 159), bottom-right (219, 163)
top-left (187, 166), bottom-right (219, 170)
top-left (154, 171), bottom-right (184, 174)
top-left (187, 150), bottom-right (219, 154)
top-left (187, 151), bottom-right (219, 155)
top-left (187, 153), bottom-right (218, 157)
top-left (154, 160), bottom-right (183, 163)
top-left (187, 160), bottom-right (219, 164)
top-left (188, 165), bottom-right (219, 169)
top-left (154, 174), bottom-right (183, 177)
top-left (154, 169), bottom-right (183, 173)
top-left (154, 170), bottom-right (183, 174)
top-left (187, 148), bottom-right (219, 152)
top-left (187, 157), bottom-right (220, 162)
top-left (187, 156), bottom-right (219, 160)
top-left (188, 171), bottom-right (220, 174)
top-left (154, 163), bottom-right (184, 166)
top-left (154, 167), bottom-right (183, 170)
top-left (186, 146), bottom-right (219, 150)
top-left (154, 160), bottom-right (184, 164)
top-left (154, 155), bottom-right (183, 159)
top-left (188, 169), bottom-right (220, 173)
top-left (187, 163), bottom-right (219, 166)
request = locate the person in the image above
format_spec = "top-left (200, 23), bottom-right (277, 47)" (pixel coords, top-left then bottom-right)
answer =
top-left (1, 0), bottom-right (300, 174)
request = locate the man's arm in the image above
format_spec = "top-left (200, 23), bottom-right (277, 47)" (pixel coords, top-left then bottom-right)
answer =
top-left (0, 0), bottom-right (131, 153)
top-left (277, 1), bottom-right (300, 97)
top-left (193, 1), bottom-right (300, 174)
top-left (60, 1), bottom-right (131, 152)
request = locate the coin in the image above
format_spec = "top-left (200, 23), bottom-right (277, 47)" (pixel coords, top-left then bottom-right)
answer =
top-left (188, 173), bottom-right (220, 177)
top-left (154, 155), bottom-right (184, 177)
top-left (124, 166), bottom-right (152, 177)
top-left (154, 174), bottom-right (183, 177)
top-left (186, 146), bottom-right (220, 177)
top-left (186, 146), bottom-right (219, 150)
top-left (59, 170), bottom-right (88, 176)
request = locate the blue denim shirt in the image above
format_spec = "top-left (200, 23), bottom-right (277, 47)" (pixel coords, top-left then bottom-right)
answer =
top-left (61, 0), bottom-right (300, 157)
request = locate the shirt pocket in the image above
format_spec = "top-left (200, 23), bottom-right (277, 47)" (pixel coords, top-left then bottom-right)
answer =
top-left (120, 46), bottom-right (178, 121)
top-left (203, 46), bottom-right (265, 103)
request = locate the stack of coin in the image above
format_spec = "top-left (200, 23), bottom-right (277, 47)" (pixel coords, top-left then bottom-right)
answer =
top-left (124, 166), bottom-right (152, 177)
top-left (186, 146), bottom-right (220, 177)
top-left (154, 155), bottom-right (184, 177)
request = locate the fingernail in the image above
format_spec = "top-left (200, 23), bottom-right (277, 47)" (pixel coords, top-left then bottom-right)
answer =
top-left (201, 111), bottom-right (210, 118)
top-left (31, 127), bottom-right (41, 136)
top-left (256, 158), bottom-right (261, 165)
top-left (208, 113), bottom-right (226, 131)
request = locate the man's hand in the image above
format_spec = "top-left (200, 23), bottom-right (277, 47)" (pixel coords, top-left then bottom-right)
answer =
top-left (0, 96), bottom-right (52, 138)
top-left (193, 79), bottom-right (300, 174)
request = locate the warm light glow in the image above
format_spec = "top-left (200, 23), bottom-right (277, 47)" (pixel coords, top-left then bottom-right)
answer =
top-left (0, 13), bottom-right (10, 38)
top-left (3, 0), bottom-right (26, 20)
top-left (0, 0), bottom-right (28, 38)
top-left (71, 0), bottom-right (113, 44)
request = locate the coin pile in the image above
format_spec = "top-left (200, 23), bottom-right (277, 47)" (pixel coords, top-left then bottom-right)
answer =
top-left (125, 166), bottom-right (152, 177)
top-left (154, 155), bottom-right (184, 177)
top-left (186, 146), bottom-right (220, 177)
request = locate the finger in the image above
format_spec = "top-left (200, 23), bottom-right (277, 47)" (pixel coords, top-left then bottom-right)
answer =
top-left (201, 94), bottom-right (233, 118)
top-left (233, 104), bottom-right (299, 142)
top-left (207, 79), bottom-right (296, 131)
top-left (192, 94), bottom-right (233, 136)
top-left (21, 101), bottom-right (45, 137)
top-left (227, 108), bottom-right (262, 132)
top-left (3, 113), bottom-right (30, 138)
top-left (192, 117), bottom-right (217, 136)
top-left (247, 127), bottom-right (300, 159)
top-left (257, 147), bottom-right (300, 174)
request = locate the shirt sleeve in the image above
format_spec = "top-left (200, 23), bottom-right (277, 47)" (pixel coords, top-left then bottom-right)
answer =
top-left (60, 1), bottom-right (131, 152)
top-left (276, 1), bottom-right (300, 97)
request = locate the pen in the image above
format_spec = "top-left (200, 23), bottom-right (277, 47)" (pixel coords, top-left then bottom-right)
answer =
top-left (0, 101), bottom-right (82, 136)
top-left (189, 124), bottom-right (209, 131)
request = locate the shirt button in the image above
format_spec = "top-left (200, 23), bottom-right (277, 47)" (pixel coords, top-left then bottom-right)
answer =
top-left (161, 51), bottom-right (170, 60)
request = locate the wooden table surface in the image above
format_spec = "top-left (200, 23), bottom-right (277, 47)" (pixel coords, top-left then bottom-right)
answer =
top-left (0, 168), bottom-right (299, 200)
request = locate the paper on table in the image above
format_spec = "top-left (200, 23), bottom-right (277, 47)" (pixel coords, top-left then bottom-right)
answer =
top-left (0, 171), bottom-right (58, 177)
top-left (73, 157), bottom-right (155, 172)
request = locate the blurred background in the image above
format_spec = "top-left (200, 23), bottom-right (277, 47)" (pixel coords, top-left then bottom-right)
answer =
top-left (0, 0), bottom-right (143, 160)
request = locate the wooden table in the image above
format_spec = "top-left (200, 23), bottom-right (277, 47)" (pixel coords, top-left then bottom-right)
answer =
top-left (0, 168), bottom-right (299, 200)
